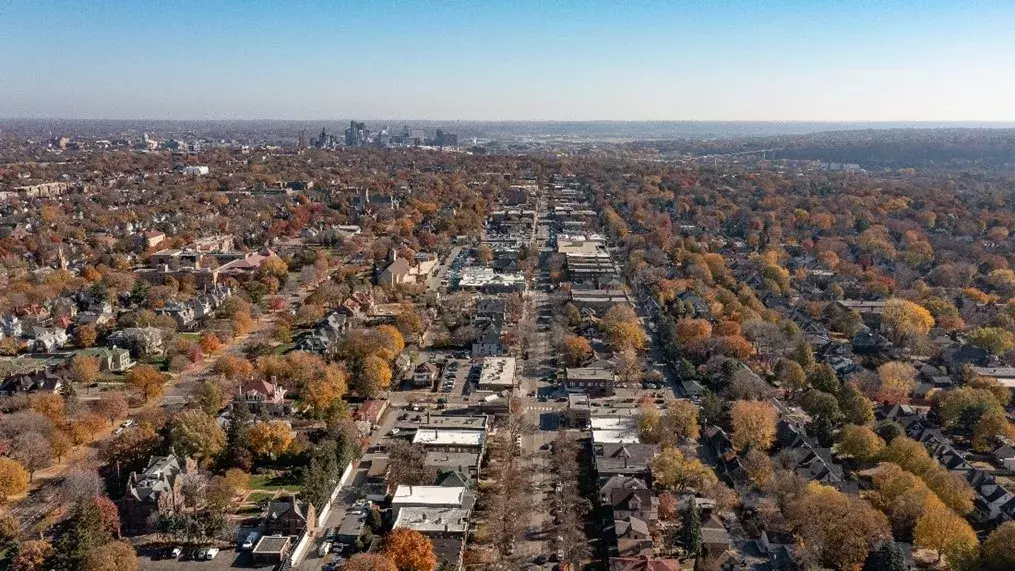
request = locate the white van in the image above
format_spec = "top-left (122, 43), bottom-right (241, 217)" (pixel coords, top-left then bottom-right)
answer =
top-left (318, 541), bottom-right (333, 557)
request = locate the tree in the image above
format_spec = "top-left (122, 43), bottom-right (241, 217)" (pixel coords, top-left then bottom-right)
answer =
top-left (913, 501), bottom-right (978, 567)
top-left (11, 432), bottom-right (52, 480)
top-left (52, 498), bottom-right (114, 570)
top-left (0, 510), bottom-right (19, 545)
top-left (876, 361), bottom-right (916, 404)
top-left (683, 502), bottom-right (702, 557)
top-left (81, 540), bottom-right (137, 571)
top-left (169, 410), bottom-right (226, 463)
top-left (302, 368), bottom-right (348, 415)
top-left (838, 382), bottom-right (875, 425)
top-left (773, 358), bottom-right (806, 391)
top-left (395, 304), bottom-right (426, 342)
top-left (729, 400), bottom-right (778, 452)
top-left (384, 528), bottom-right (437, 571)
top-left (967, 326), bottom-right (1015, 356)
top-left (224, 468), bottom-right (249, 490)
top-left (198, 331), bottom-right (223, 354)
top-left (102, 426), bottom-right (159, 473)
top-left (28, 393), bottom-right (65, 423)
top-left (74, 325), bottom-right (98, 348)
top-left (863, 541), bottom-right (906, 571)
top-left (836, 425), bottom-right (886, 462)
top-left (741, 447), bottom-right (774, 486)
top-left (13, 540), bottom-right (53, 571)
top-left (355, 355), bottom-right (392, 397)
top-left (983, 521), bottom-right (1015, 570)
top-left (196, 381), bottom-right (222, 416)
top-left (800, 390), bottom-right (842, 424)
top-left (387, 441), bottom-right (438, 489)
top-left (676, 318), bottom-right (712, 342)
top-left (882, 298), bottom-right (934, 345)
top-left (0, 458), bottom-right (29, 501)
top-left (601, 304), bottom-right (646, 352)
top-left (342, 553), bottom-right (398, 571)
top-left (125, 364), bottom-right (166, 403)
top-left (374, 324), bottom-right (406, 357)
top-left (245, 420), bottom-right (293, 458)
top-left (93, 392), bottom-right (128, 427)
top-left (213, 355), bottom-right (254, 384)
top-left (204, 476), bottom-right (236, 513)
top-left (561, 336), bottom-right (593, 367)
top-left (809, 362), bottom-right (840, 394)
top-left (69, 354), bottom-right (101, 385)
top-left (789, 339), bottom-right (815, 371)
top-left (59, 468), bottom-right (102, 504)
top-left (650, 446), bottom-right (717, 492)
top-left (785, 482), bottom-right (891, 570)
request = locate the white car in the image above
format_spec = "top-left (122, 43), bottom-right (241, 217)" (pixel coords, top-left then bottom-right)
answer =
top-left (204, 548), bottom-right (220, 560)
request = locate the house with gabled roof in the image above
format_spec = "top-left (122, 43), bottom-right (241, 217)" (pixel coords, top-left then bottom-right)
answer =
top-left (119, 452), bottom-right (196, 533)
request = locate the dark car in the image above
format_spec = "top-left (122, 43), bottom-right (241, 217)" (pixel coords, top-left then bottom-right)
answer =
top-left (534, 555), bottom-right (548, 565)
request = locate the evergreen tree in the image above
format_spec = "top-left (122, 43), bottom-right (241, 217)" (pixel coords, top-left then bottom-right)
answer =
top-left (683, 501), bottom-right (702, 557)
top-left (225, 403), bottom-right (254, 469)
top-left (862, 541), bottom-right (905, 571)
top-left (51, 499), bottom-right (112, 570)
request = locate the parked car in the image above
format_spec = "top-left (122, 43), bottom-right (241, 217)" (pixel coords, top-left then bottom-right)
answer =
top-left (241, 531), bottom-right (261, 550)
top-left (170, 546), bottom-right (182, 559)
top-left (205, 548), bottom-right (220, 560)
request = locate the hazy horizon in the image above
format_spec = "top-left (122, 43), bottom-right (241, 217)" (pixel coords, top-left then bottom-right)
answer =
top-left (3, 1), bottom-right (1015, 122)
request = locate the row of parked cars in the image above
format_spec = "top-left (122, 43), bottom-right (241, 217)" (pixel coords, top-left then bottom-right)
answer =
top-left (151, 546), bottom-right (219, 561)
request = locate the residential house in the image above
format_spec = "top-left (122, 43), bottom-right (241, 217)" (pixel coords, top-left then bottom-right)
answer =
top-left (81, 347), bottom-right (134, 372)
top-left (263, 495), bottom-right (315, 536)
top-left (471, 323), bottom-right (505, 357)
top-left (156, 302), bottom-right (195, 329)
top-left (107, 327), bottom-right (166, 357)
top-left (413, 362), bottom-right (439, 388)
top-left (593, 443), bottom-right (659, 483)
top-left (0, 368), bottom-right (63, 396)
top-left (31, 328), bottom-right (68, 352)
top-left (614, 516), bottom-right (653, 557)
top-left (610, 487), bottom-right (658, 524)
top-left (701, 514), bottom-right (733, 556)
top-left (119, 452), bottom-right (197, 533)
top-left (236, 379), bottom-right (288, 407)
top-left (609, 557), bottom-right (681, 571)
top-left (474, 298), bottom-right (507, 324)
top-left (0, 315), bottom-right (22, 339)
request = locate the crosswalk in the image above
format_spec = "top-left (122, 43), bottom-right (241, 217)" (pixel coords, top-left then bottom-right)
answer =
top-left (526, 406), bottom-right (560, 412)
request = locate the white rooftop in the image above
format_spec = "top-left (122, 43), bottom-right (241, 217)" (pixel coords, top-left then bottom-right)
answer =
top-left (413, 429), bottom-right (486, 447)
top-left (391, 485), bottom-right (466, 507)
top-left (393, 507), bottom-right (470, 534)
top-left (592, 429), bottom-right (641, 444)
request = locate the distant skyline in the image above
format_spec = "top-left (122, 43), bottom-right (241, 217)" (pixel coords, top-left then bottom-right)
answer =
top-left (3, 1), bottom-right (1015, 122)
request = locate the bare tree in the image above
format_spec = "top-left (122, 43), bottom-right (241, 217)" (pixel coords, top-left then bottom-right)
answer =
top-left (10, 432), bottom-right (52, 480)
top-left (59, 467), bottom-right (102, 504)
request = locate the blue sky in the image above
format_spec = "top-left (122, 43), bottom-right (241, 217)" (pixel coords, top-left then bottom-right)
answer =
top-left (1, 0), bottom-right (1014, 121)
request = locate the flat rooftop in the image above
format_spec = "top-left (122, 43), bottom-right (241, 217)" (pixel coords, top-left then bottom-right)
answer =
top-left (392, 485), bottom-right (466, 506)
top-left (393, 507), bottom-right (470, 534)
top-left (413, 429), bottom-right (486, 447)
top-left (252, 535), bottom-right (290, 554)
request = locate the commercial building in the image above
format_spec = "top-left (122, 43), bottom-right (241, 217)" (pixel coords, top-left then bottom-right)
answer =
top-left (564, 365), bottom-right (617, 396)
top-left (477, 357), bottom-right (516, 392)
top-left (391, 485), bottom-right (468, 517)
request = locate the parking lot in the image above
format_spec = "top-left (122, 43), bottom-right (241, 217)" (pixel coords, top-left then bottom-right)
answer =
top-left (136, 545), bottom-right (261, 571)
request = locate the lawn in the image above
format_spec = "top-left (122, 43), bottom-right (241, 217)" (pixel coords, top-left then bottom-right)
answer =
top-left (245, 491), bottom-right (276, 505)
top-left (248, 472), bottom-right (301, 492)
